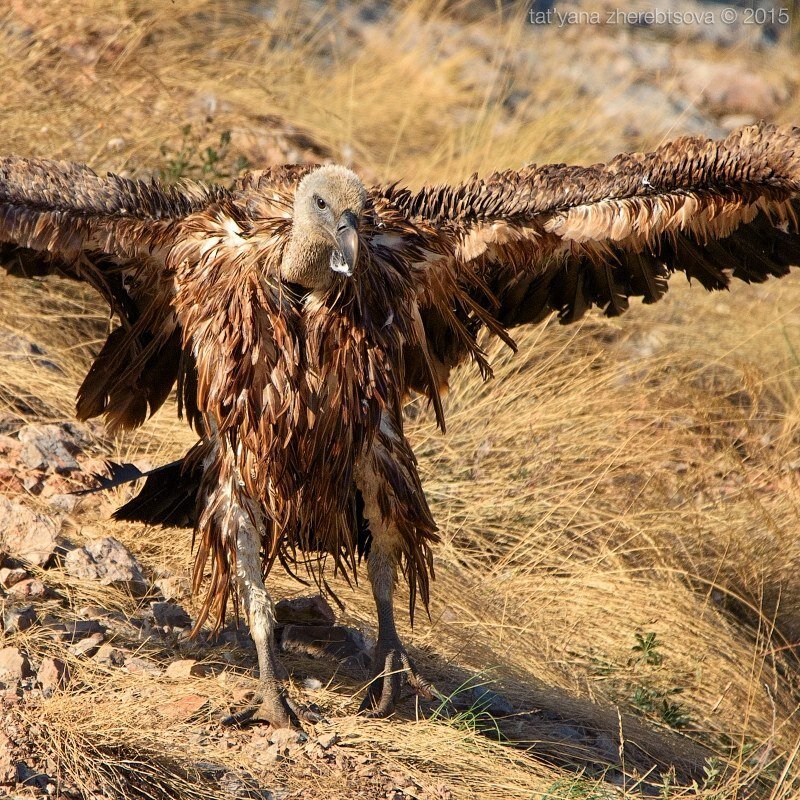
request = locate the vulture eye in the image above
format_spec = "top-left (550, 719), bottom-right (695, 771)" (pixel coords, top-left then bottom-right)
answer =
top-left (315, 196), bottom-right (327, 210)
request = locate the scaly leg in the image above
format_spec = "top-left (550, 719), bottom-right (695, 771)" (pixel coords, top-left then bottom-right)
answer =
top-left (221, 509), bottom-right (315, 728)
top-left (357, 481), bottom-right (435, 717)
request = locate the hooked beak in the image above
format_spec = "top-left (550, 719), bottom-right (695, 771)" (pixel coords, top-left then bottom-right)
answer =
top-left (331, 210), bottom-right (359, 276)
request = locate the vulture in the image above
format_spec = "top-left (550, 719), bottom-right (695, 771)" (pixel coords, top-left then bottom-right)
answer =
top-left (1, 122), bottom-right (800, 728)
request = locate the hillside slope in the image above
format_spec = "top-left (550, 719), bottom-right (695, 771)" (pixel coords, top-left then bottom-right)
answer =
top-left (1, 2), bottom-right (800, 798)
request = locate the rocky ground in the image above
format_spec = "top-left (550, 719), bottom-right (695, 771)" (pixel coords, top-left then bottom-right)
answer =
top-left (0, 416), bottom-right (408, 798)
top-left (2, 1), bottom-right (800, 799)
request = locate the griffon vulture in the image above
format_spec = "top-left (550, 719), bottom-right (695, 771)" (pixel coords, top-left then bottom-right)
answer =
top-left (1, 122), bottom-right (799, 728)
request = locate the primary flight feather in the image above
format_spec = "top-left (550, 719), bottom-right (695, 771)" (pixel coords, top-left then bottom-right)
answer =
top-left (1, 122), bottom-right (799, 727)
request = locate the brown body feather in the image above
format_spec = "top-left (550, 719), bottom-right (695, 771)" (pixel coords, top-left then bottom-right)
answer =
top-left (2, 123), bottom-right (800, 632)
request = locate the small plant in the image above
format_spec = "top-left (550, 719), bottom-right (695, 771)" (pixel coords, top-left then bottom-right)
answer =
top-left (631, 631), bottom-right (663, 666)
top-left (158, 125), bottom-right (249, 184)
top-left (428, 674), bottom-right (506, 741)
top-left (701, 757), bottom-right (722, 789)
top-left (687, 757), bottom-right (725, 798)
top-left (581, 633), bottom-right (692, 733)
top-left (629, 685), bottom-right (690, 729)
top-left (658, 767), bottom-right (676, 799)
top-left (539, 776), bottom-right (615, 799)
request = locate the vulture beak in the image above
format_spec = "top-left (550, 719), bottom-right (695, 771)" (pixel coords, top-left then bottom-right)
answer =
top-left (332, 210), bottom-right (359, 276)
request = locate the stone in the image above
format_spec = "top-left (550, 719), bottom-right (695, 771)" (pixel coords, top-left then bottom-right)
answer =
top-left (0, 567), bottom-right (28, 589)
top-left (157, 693), bottom-right (208, 722)
top-left (471, 685), bottom-right (514, 716)
top-left (0, 728), bottom-right (16, 785)
top-left (45, 493), bottom-right (80, 514)
top-left (7, 578), bottom-right (48, 601)
top-left (64, 536), bottom-right (148, 595)
top-left (165, 659), bottom-right (208, 679)
top-left (36, 658), bottom-right (68, 694)
top-left (269, 727), bottom-right (305, 746)
top-left (150, 601), bottom-right (192, 629)
top-left (316, 732), bottom-right (338, 750)
top-left (124, 656), bottom-right (162, 676)
top-left (218, 769), bottom-right (271, 799)
top-left (106, 136), bottom-right (126, 151)
top-left (93, 643), bottom-right (126, 667)
top-left (0, 648), bottom-right (31, 685)
top-left (15, 761), bottom-right (51, 789)
top-left (0, 497), bottom-right (62, 567)
top-left (44, 618), bottom-right (105, 643)
top-left (17, 423), bottom-right (89, 473)
top-left (154, 575), bottom-right (190, 602)
top-left (2, 606), bottom-right (37, 633)
top-left (255, 744), bottom-right (284, 766)
top-left (275, 594), bottom-right (336, 626)
top-left (678, 59), bottom-right (786, 118)
top-left (68, 632), bottom-right (104, 658)
top-left (0, 328), bottom-right (61, 374)
top-left (279, 624), bottom-right (369, 667)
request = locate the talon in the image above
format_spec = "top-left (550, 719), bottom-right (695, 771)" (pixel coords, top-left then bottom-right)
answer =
top-left (222, 690), bottom-right (300, 729)
top-left (286, 696), bottom-right (325, 725)
top-left (358, 638), bottom-right (435, 718)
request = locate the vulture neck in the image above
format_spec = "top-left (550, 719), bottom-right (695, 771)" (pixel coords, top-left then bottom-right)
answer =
top-left (281, 225), bottom-right (336, 291)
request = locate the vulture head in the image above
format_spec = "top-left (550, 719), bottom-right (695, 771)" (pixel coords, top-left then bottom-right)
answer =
top-left (283, 164), bottom-right (367, 289)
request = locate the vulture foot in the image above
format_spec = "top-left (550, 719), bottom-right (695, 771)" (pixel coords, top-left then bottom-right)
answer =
top-left (222, 688), bottom-right (322, 729)
top-left (359, 637), bottom-right (435, 717)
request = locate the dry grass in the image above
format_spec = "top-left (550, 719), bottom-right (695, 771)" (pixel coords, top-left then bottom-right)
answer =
top-left (2, 1), bottom-right (800, 798)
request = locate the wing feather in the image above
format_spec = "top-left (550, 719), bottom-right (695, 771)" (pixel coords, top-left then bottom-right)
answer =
top-left (379, 122), bottom-right (800, 383)
top-left (0, 156), bottom-right (228, 431)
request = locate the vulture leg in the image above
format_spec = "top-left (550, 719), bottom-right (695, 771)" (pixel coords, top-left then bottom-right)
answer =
top-left (357, 474), bottom-right (435, 717)
top-left (222, 511), bottom-right (318, 728)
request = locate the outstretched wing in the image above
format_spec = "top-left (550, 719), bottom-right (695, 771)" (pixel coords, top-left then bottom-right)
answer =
top-left (0, 156), bottom-right (230, 431)
top-left (379, 122), bottom-right (800, 391)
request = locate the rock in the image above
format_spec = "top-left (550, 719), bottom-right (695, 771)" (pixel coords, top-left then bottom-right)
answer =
top-left (157, 693), bottom-right (208, 722)
top-left (0, 567), bottom-right (28, 589)
top-left (68, 632), bottom-right (104, 657)
top-left (316, 732), bottom-right (338, 750)
top-left (124, 656), bottom-right (162, 676)
top-left (64, 536), bottom-right (148, 595)
top-left (0, 729), bottom-right (16, 784)
top-left (106, 136), bottom-right (126, 151)
top-left (17, 423), bottom-right (90, 473)
top-left (76, 605), bottom-right (110, 620)
top-left (45, 493), bottom-right (80, 514)
top-left (15, 761), bottom-right (51, 789)
top-left (36, 658), bottom-right (68, 694)
top-left (93, 643), bottom-right (126, 667)
top-left (165, 659), bottom-right (208, 679)
top-left (275, 594), bottom-right (336, 626)
top-left (0, 648), bottom-right (31, 685)
top-left (279, 624), bottom-right (369, 667)
top-left (150, 601), bottom-right (192, 629)
top-left (451, 684), bottom-right (514, 716)
top-left (678, 60), bottom-right (786, 118)
top-left (258, 727), bottom-right (305, 765)
top-left (0, 497), bottom-right (62, 567)
top-left (154, 575), bottom-right (190, 602)
top-left (7, 578), bottom-right (48, 601)
top-left (0, 328), bottom-right (62, 374)
top-left (255, 744), bottom-right (284, 766)
top-left (2, 606), bottom-right (37, 633)
top-left (270, 727), bottom-right (306, 749)
top-left (44, 618), bottom-right (105, 643)
top-left (22, 474), bottom-right (42, 493)
top-left (218, 769), bottom-right (271, 799)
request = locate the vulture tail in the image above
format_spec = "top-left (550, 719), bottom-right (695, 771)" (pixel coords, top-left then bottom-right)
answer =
top-left (83, 459), bottom-right (373, 558)
top-left (79, 457), bottom-right (201, 528)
